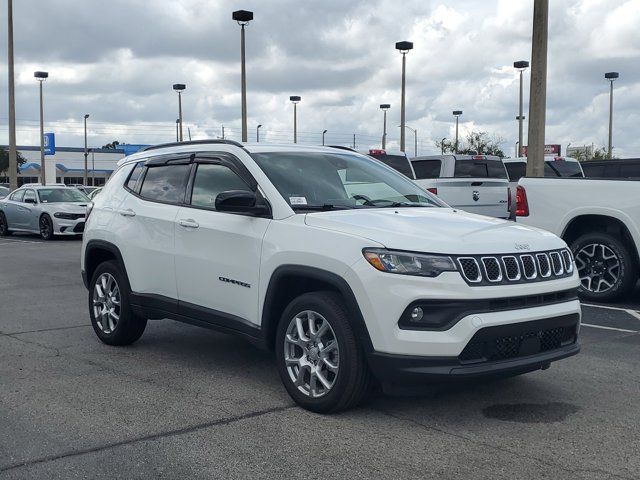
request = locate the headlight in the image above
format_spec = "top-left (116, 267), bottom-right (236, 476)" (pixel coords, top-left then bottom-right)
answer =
top-left (363, 248), bottom-right (457, 277)
top-left (53, 212), bottom-right (78, 219)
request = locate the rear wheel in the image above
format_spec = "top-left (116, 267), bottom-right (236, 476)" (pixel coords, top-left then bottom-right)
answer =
top-left (39, 214), bottom-right (54, 240)
top-left (275, 291), bottom-right (370, 413)
top-left (89, 260), bottom-right (147, 345)
top-left (571, 232), bottom-right (638, 302)
top-left (0, 212), bottom-right (11, 236)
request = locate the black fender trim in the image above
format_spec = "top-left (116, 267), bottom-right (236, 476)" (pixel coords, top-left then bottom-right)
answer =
top-left (262, 265), bottom-right (373, 352)
top-left (83, 240), bottom-right (130, 291)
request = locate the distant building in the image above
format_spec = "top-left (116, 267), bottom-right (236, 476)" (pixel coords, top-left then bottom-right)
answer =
top-left (0, 144), bottom-right (148, 186)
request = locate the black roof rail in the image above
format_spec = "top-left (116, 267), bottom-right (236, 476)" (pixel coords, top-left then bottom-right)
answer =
top-left (140, 139), bottom-right (245, 152)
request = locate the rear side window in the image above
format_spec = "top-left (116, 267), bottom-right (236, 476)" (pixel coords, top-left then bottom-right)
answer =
top-left (139, 164), bottom-right (191, 204)
top-left (9, 190), bottom-right (25, 202)
top-left (545, 161), bottom-right (584, 177)
top-left (190, 164), bottom-right (251, 209)
top-left (454, 159), bottom-right (507, 179)
top-left (125, 162), bottom-right (145, 192)
top-left (505, 163), bottom-right (526, 182)
top-left (370, 154), bottom-right (414, 178)
top-left (412, 160), bottom-right (442, 179)
top-left (620, 163), bottom-right (640, 178)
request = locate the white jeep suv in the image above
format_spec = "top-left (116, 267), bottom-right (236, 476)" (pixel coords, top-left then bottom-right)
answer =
top-left (81, 140), bottom-right (581, 413)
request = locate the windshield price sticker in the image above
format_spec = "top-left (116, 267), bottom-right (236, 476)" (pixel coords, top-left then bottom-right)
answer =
top-left (289, 196), bottom-right (308, 205)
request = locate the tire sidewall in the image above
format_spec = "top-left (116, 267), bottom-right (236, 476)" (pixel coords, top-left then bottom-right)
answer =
top-left (39, 214), bottom-right (54, 240)
top-left (0, 212), bottom-right (9, 236)
top-left (571, 233), bottom-right (636, 302)
top-left (275, 292), bottom-right (363, 412)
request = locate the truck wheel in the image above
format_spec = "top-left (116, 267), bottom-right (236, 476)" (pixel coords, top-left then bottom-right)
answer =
top-left (275, 291), bottom-right (370, 413)
top-left (89, 260), bottom-right (147, 345)
top-left (571, 232), bottom-right (638, 302)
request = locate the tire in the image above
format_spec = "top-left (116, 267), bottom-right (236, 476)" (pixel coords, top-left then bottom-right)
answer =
top-left (275, 291), bottom-right (370, 413)
top-left (88, 260), bottom-right (147, 346)
top-left (571, 232), bottom-right (638, 302)
top-left (0, 212), bottom-right (11, 236)
top-left (39, 214), bottom-right (54, 240)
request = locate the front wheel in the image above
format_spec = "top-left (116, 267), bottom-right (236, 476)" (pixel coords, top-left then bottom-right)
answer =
top-left (89, 260), bottom-right (147, 345)
top-left (39, 214), bottom-right (54, 240)
top-left (0, 212), bottom-right (11, 236)
top-left (571, 232), bottom-right (638, 302)
top-left (275, 291), bottom-right (370, 413)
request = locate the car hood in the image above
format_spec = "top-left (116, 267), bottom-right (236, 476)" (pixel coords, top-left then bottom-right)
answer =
top-left (41, 202), bottom-right (88, 213)
top-left (304, 207), bottom-right (564, 254)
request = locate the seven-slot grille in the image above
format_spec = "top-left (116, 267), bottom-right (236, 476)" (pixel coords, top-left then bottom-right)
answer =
top-left (456, 249), bottom-right (574, 286)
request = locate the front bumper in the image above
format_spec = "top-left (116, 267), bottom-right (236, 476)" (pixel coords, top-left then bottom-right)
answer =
top-left (52, 217), bottom-right (85, 235)
top-left (368, 314), bottom-right (580, 383)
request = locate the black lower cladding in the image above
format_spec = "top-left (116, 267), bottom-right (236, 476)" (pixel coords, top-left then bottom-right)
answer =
top-left (73, 222), bottom-right (85, 233)
top-left (368, 314), bottom-right (580, 383)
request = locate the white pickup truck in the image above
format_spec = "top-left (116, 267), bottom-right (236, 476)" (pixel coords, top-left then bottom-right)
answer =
top-left (411, 155), bottom-right (510, 219)
top-left (516, 177), bottom-right (640, 302)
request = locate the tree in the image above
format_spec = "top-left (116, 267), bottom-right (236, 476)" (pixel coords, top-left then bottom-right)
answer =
top-left (0, 146), bottom-right (27, 174)
top-left (435, 130), bottom-right (506, 157)
top-left (102, 140), bottom-right (121, 149)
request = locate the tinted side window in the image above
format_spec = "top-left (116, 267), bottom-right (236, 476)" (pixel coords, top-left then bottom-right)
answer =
top-left (582, 164), bottom-right (605, 177)
top-left (190, 164), bottom-right (251, 209)
top-left (620, 163), bottom-right (640, 178)
top-left (505, 163), bottom-right (526, 182)
top-left (10, 190), bottom-right (25, 202)
top-left (454, 160), bottom-right (507, 179)
top-left (23, 189), bottom-right (36, 203)
top-left (139, 164), bottom-right (191, 204)
top-left (371, 154), bottom-right (413, 178)
top-left (125, 162), bottom-right (145, 192)
top-left (412, 160), bottom-right (442, 179)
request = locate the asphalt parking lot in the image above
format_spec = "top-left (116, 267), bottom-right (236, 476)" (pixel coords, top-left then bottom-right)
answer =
top-left (1, 235), bottom-right (639, 480)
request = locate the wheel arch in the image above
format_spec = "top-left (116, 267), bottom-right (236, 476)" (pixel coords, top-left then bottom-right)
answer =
top-left (84, 240), bottom-right (131, 291)
top-left (261, 265), bottom-right (373, 353)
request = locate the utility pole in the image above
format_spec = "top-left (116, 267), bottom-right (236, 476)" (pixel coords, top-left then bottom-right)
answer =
top-left (526, 0), bottom-right (548, 178)
top-left (35, 71), bottom-right (49, 185)
top-left (83, 114), bottom-right (89, 185)
top-left (352, 134), bottom-right (356, 150)
top-left (7, 0), bottom-right (18, 191)
top-left (605, 72), bottom-right (619, 159)
top-left (221, 125), bottom-right (225, 139)
top-left (396, 41), bottom-right (413, 152)
top-left (514, 61), bottom-right (529, 157)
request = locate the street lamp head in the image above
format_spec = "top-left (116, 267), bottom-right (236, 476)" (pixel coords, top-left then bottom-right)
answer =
top-left (604, 72), bottom-right (619, 80)
top-left (289, 95), bottom-right (301, 103)
top-left (176, 118), bottom-right (180, 124)
top-left (34, 71), bottom-right (48, 80)
top-left (232, 10), bottom-right (253, 24)
top-left (380, 104), bottom-right (391, 110)
top-left (84, 114), bottom-right (90, 119)
top-left (395, 41), bottom-right (413, 53)
top-left (453, 110), bottom-right (463, 116)
top-left (257, 124), bottom-right (262, 129)
top-left (513, 60), bottom-right (529, 70)
top-left (173, 83), bottom-right (186, 92)
top-left (323, 129), bottom-right (327, 134)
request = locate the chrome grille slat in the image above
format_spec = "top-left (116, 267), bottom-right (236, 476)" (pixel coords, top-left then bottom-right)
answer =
top-left (536, 253), bottom-right (551, 277)
top-left (549, 251), bottom-right (564, 275)
top-left (481, 257), bottom-right (502, 282)
top-left (521, 254), bottom-right (537, 280)
top-left (502, 256), bottom-right (521, 281)
top-left (457, 257), bottom-right (482, 283)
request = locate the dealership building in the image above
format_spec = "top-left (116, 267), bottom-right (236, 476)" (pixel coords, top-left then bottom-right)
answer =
top-left (0, 144), bottom-right (146, 187)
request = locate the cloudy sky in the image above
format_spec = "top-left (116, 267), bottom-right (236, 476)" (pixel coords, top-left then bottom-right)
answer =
top-left (1, 0), bottom-right (639, 157)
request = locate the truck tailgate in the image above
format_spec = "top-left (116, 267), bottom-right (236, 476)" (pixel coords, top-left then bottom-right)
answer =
top-left (416, 178), bottom-right (509, 218)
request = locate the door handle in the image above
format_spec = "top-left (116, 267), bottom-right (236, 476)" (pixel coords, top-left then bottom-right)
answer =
top-left (178, 219), bottom-right (199, 229)
top-left (118, 209), bottom-right (136, 217)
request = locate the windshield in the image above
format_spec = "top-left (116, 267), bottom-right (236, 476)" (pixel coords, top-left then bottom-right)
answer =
top-left (37, 188), bottom-right (90, 203)
top-left (251, 152), bottom-right (445, 211)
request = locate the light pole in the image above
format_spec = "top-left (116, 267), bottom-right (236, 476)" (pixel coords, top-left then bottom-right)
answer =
top-left (396, 41), bottom-right (413, 152)
top-left (380, 104), bottom-right (390, 149)
top-left (256, 124), bottom-right (262, 142)
top-left (322, 129), bottom-right (327, 146)
top-left (514, 60), bottom-right (529, 157)
top-left (605, 72), bottom-right (619, 159)
top-left (91, 149), bottom-right (95, 186)
top-left (399, 125), bottom-right (417, 157)
top-left (83, 114), bottom-right (89, 185)
top-left (515, 141), bottom-right (519, 157)
top-left (8, 0), bottom-right (18, 191)
top-left (233, 10), bottom-right (253, 142)
top-left (441, 137), bottom-right (446, 154)
top-left (566, 142), bottom-right (571, 157)
top-left (290, 96), bottom-right (301, 143)
top-left (173, 83), bottom-right (185, 142)
top-left (34, 71), bottom-right (48, 185)
top-left (452, 110), bottom-right (463, 153)
top-left (175, 119), bottom-right (179, 142)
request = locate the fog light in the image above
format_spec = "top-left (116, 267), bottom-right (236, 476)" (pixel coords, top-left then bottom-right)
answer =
top-left (410, 307), bottom-right (424, 322)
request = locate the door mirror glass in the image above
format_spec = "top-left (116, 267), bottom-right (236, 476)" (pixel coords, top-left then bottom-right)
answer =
top-left (24, 197), bottom-right (37, 204)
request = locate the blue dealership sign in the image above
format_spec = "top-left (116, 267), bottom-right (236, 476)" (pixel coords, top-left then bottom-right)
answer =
top-left (43, 132), bottom-right (55, 155)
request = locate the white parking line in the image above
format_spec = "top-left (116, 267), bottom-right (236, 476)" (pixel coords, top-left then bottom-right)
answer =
top-left (581, 323), bottom-right (639, 333)
top-left (582, 303), bottom-right (640, 321)
top-left (0, 238), bottom-right (42, 245)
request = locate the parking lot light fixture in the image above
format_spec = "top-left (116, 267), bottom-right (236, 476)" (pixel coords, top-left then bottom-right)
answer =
top-left (290, 96), bottom-right (301, 143)
top-left (395, 41), bottom-right (413, 152)
top-left (452, 110), bottom-right (463, 154)
top-left (34, 71), bottom-right (49, 185)
top-left (233, 10), bottom-right (253, 143)
top-left (514, 60), bottom-right (529, 157)
top-left (173, 83), bottom-right (186, 142)
top-left (322, 129), bottom-right (327, 146)
top-left (175, 119), bottom-right (180, 142)
top-left (256, 124), bottom-right (262, 142)
top-left (379, 104), bottom-right (390, 149)
top-left (605, 72), bottom-right (619, 159)
top-left (83, 114), bottom-right (90, 186)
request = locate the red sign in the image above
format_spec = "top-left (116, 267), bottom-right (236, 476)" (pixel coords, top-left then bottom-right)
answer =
top-left (521, 144), bottom-right (561, 156)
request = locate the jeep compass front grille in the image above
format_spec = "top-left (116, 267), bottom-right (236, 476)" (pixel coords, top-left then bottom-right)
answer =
top-left (455, 249), bottom-right (574, 286)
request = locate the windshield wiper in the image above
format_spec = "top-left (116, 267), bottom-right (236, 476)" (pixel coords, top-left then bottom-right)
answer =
top-left (368, 200), bottom-right (430, 208)
top-left (290, 204), bottom-right (354, 211)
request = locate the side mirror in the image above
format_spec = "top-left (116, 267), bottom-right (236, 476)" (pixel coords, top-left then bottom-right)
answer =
top-left (24, 197), bottom-right (37, 205)
top-left (215, 190), bottom-right (269, 216)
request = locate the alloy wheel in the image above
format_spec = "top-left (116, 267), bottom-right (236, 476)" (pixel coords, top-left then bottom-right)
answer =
top-left (39, 216), bottom-right (51, 239)
top-left (575, 243), bottom-right (620, 293)
top-left (284, 310), bottom-right (340, 398)
top-left (93, 273), bottom-right (121, 334)
top-left (0, 214), bottom-right (7, 235)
